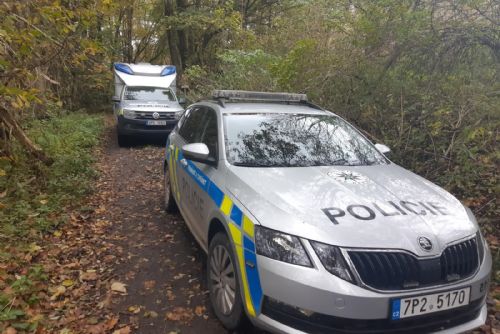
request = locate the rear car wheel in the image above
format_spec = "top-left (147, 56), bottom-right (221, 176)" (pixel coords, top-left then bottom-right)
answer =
top-left (208, 233), bottom-right (245, 330)
top-left (163, 163), bottom-right (178, 213)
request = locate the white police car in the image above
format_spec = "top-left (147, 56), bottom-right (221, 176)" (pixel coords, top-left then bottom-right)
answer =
top-left (163, 90), bottom-right (491, 334)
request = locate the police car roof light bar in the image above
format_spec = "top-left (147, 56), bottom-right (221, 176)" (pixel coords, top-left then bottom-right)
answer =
top-left (212, 90), bottom-right (308, 103)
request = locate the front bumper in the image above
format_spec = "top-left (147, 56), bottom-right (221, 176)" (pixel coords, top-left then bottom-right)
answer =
top-left (250, 245), bottom-right (491, 334)
top-left (117, 116), bottom-right (177, 136)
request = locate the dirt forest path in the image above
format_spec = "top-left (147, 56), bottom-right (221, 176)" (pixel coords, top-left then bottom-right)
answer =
top-left (92, 118), bottom-right (262, 334)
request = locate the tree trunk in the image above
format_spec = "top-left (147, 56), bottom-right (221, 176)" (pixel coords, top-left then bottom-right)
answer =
top-left (0, 107), bottom-right (53, 165)
top-left (176, 0), bottom-right (189, 68)
top-left (164, 0), bottom-right (183, 77)
top-left (124, 3), bottom-right (134, 63)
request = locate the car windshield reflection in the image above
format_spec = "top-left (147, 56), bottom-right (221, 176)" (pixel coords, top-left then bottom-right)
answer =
top-left (224, 113), bottom-right (387, 167)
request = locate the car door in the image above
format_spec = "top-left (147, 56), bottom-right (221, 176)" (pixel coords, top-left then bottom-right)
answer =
top-left (191, 107), bottom-right (220, 246)
top-left (169, 107), bottom-right (204, 224)
top-left (172, 107), bottom-right (209, 242)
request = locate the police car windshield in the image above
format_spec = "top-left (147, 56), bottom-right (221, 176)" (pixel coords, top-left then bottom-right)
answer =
top-left (224, 113), bottom-right (387, 167)
top-left (124, 87), bottom-right (175, 101)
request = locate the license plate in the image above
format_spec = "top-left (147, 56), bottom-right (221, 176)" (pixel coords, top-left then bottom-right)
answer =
top-left (391, 287), bottom-right (470, 320)
top-left (146, 120), bottom-right (166, 126)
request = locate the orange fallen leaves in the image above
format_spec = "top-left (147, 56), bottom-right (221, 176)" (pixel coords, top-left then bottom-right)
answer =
top-left (165, 307), bottom-right (194, 322)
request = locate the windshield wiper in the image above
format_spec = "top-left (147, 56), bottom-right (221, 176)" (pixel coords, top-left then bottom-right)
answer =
top-left (232, 162), bottom-right (271, 167)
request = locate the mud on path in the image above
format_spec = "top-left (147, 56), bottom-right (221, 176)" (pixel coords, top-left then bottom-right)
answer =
top-left (91, 120), bottom-right (262, 334)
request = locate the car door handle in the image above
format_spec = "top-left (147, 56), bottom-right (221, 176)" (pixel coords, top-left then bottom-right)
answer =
top-left (180, 159), bottom-right (188, 167)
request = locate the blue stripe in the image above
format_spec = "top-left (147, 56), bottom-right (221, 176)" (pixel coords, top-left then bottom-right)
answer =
top-left (244, 249), bottom-right (263, 313)
top-left (243, 235), bottom-right (255, 252)
top-left (208, 183), bottom-right (224, 207)
top-left (185, 160), bottom-right (210, 192)
top-left (230, 205), bottom-right (243, 226)
top-left (165, 138), bottom-right (170, 161)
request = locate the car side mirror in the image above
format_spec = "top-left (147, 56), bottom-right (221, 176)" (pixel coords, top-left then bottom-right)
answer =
top-left (112, 96), bottom-right (120, 102)
top-left (178, 97), bottom-right (187, 105)
top-left (375, 143), bottom-right (391, 155)
top-left (182, 143), bottom-right (216, 165)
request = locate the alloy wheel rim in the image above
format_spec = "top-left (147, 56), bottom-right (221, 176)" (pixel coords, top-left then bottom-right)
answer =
top-left (210, 245), bottom-right (236, 315)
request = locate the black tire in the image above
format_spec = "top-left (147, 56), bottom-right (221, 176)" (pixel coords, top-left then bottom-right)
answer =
top-left (117, 133), bottom-right (130, 147)
top-left (208, 232), bottom-right (245, 330)
top-left (163, 163), bottom-right (178, 213)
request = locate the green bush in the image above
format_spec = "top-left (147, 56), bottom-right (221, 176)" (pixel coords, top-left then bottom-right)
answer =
top-left (0, 112), bottom-right (104, 237)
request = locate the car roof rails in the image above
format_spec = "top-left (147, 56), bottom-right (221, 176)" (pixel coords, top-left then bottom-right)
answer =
top-left (210, 90), bottom-right (323, 110)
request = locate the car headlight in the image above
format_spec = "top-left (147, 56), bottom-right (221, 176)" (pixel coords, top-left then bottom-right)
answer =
top-left (175, 109), bottom-right (184, 120)
top-left (310, 241), bottom-right (353, 282)
top-left (255, 226), bottom-right (312, 267)
top-left (123, 109), bottom-right (136, 119)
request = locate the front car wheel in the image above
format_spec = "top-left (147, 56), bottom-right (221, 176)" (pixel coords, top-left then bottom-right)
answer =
top-left (208, 232), bottom-right (245, 330)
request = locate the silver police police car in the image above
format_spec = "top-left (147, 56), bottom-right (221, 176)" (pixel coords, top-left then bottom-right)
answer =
top-left (163, 90), bottom-right (491, 334)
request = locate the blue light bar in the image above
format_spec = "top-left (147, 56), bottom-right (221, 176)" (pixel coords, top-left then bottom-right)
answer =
top-left (161, 66), bottom-right (176, 76)
top-left (114, 63), bottom-right (134, 75)
top-left (213, 90), bottom-right (308, 102)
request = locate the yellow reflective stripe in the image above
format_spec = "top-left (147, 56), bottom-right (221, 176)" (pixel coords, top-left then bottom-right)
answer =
top-left (228, 221), bottom-right (255, 316)
top-left (228, 223), bottom-right (242, 246)
top-left (242, 216), bottom-right (254, 238)
top-left (235, 245), bottom-right (256, 317)
top-left (220, 195), bottom-right (233, 216)
top-left (173, 147), bottom-right (181, 201)
top-left (169, 148), bottom-right (176, 196)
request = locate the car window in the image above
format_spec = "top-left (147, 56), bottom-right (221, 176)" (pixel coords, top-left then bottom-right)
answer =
top-left (124, 86), bottom-right (175, 101)
top-left (178, 108), bottom-right (205, 143)
top-left (199, 109), bottom-right (218, 160)
top-left (223, 113), bottom-right (387, 167)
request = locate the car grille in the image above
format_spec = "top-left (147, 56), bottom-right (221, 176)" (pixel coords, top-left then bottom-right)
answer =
top-left (133, 111), bottom-right (176, 120)
top-left (348, 237), bottom-right (479, 291)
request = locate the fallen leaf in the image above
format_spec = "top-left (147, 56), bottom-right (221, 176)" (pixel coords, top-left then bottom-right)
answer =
top-left (111, 281), bottom-right (127, 294)
top-left (28, 243), bottom-right (41, 253)
top-left (143, 280), bottom-right (155, 290)
top-left (165, 307), bottom-right (194, 322)
top-left (173, 273), bottom-right (185, 280)
top-left (144, 310), bottom-right (158, 318)
top-left (105, 316), bottom-right (119, 330)
top-left (128, 305), bottom-right (141, 314)
top-left (62, 279), bottom-right (74, 287)
top-left (50, 286), bottom-right (66, 301)
top-left (81, 270), bottom-right (98, 281)
top-left (194, 305), bottom-right (206, 316)
top-left (112, 326), bottom-right (131, 334)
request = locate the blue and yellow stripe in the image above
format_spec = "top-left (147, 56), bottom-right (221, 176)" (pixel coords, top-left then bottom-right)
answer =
top-left (166, 144), bottom-right (263, 316)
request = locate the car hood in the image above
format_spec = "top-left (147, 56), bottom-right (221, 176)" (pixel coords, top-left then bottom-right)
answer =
top-left (225, 163), bottom-right (476, 256)
top-left (122, 100), bottom-right (183, 112)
